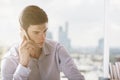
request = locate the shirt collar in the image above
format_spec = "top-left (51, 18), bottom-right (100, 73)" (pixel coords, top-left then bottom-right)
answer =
top-left (42, 39), bottom-right (57, 56)
top-left (42, 43), bottom-right (50, 56)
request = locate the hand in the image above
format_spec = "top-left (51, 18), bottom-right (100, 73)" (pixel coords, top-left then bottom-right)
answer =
top-left (19, 37), bottom-right (41, 67)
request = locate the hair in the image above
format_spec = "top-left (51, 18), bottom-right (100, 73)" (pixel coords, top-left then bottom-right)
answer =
top-left (19, 5), bottom-right (48, 31)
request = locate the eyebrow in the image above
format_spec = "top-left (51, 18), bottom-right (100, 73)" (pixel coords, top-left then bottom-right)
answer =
top-left (42, 27), bottom-right (48, 32)
top-left (44, 28), bottom-right (48, 31)
top-left (33, 28), bottom-right (48, 32)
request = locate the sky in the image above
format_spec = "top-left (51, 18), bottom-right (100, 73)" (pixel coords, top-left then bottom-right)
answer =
top-left (0, 0), bottom-right (120, 48)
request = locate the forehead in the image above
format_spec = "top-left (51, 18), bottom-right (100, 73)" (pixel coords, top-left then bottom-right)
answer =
top-left (28, 23), bottom-right (48, 31)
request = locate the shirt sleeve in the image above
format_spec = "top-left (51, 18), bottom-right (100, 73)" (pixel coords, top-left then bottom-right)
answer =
top-left (57, 45), bottom-right (85, 80)
top-left (1, 57), bottom-right (31, 80)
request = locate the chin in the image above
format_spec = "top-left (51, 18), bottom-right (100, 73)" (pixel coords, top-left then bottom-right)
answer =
top-left (38, 46), bottom-right (43, 48)
top-left (37, 44), bottom-right (44, 48)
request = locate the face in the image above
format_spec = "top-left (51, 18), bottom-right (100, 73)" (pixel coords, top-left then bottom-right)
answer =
top-left (27, 23), bottom-right (48, 48)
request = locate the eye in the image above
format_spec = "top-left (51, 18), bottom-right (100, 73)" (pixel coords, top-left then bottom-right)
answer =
top-left (34, 31), bottom-right (39, 34)
top-left (43, 28), bottom-right (48, 33)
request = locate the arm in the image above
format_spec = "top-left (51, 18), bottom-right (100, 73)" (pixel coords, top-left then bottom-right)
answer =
top-left (1, 36), bottom-right (40, 80)
top-left (58, 45), bottom-right (85, 80)
top-left (1, 57), bottom-right (31, 80)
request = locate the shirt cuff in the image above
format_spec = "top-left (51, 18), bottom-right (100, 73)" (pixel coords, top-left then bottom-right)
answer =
top-left (14, 64), bottom-right (31, 77)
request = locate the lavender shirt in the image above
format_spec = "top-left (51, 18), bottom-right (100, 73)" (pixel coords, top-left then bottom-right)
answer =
top-left (1, 39), bottom-right (85, 80)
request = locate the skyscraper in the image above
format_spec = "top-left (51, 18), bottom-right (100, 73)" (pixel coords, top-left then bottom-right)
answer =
top-left (96, 38), bottom-right (104, 54)
top-left (46, 31), bottom-right (53, 40)
top-left (58, 22), bottom-right (71, 52)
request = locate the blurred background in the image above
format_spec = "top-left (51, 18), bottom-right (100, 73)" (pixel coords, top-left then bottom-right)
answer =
top-left (109, 0), bottom-right (120, 64)
top-left (0, 0), bottom-right (120, 80)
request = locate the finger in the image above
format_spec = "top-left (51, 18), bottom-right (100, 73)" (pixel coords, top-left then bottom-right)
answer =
top-left (21, 35), bottom-right (33, 47)
top-left (22, 41), bottom-right (34, 49)
top-left (21, 36), bottom-right (27, 47)
top-left (22, 36), bottom-right (26, 43)
top-left (20, 40), bottom-right (36, 53)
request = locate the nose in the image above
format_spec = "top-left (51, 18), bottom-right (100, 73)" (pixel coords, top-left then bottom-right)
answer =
top-left (38, 33), bottom-right (46, 42)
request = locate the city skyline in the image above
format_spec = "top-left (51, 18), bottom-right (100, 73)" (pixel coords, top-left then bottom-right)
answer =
top-left (0, 0), bottom-right (120, 48)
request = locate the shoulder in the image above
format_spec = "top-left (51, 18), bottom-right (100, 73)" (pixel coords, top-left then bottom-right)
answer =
top-left (43, 39), bottom-right (66, 55)
top-left (45, 39), bottom-right (64, 50)
top-left (45, 39), bottom-right (67, 53)
top-left (45, 39), bottom-right (58, 46)
top-left (2, 43), bottom-right (19, 62)
top-left (1, 44), bottom-right (19, 74)
top-left (45, 39), bottom-right (58, 48)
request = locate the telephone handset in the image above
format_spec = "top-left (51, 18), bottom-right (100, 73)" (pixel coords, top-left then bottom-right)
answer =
top-left (22, 29), bottom-right (30, 41)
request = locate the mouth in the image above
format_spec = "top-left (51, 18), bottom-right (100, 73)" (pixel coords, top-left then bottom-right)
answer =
top-left (36, 42), bottom-right (44, 47)
top-left (37, 43), bottom-right (44, 48)
top-left (36, 42), bottom-right (44, 45)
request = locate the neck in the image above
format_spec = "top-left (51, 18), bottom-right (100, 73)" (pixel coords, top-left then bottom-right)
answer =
top-left (33, 48), bottom-right (42, 59)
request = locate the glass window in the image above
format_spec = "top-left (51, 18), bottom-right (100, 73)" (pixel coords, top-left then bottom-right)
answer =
top-left (0, 0), bottom-right (105, 80)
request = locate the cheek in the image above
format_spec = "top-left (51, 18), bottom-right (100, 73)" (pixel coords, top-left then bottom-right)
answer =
top-left (29, 33), bottom-right (36, 40)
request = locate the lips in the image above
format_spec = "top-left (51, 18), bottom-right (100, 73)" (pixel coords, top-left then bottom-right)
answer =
top-left (36, 42), bottom-right (44, 47)
top-left (36, 42), bottom-right (44, 45)
top-left (37, 43), bottom-right (44, 48)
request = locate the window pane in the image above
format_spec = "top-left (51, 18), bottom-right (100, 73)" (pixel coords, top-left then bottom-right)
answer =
top-left (0, 0), bottom-right (104, 80)
top-left (110, 0), bottom-right (120, 64)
